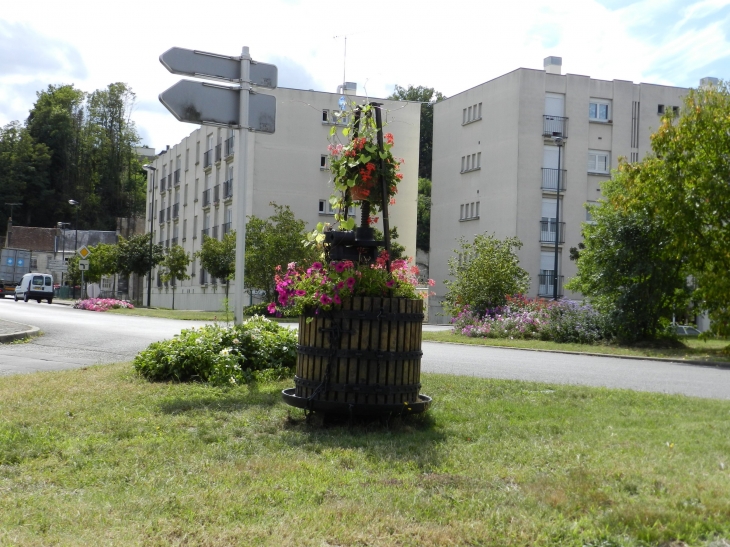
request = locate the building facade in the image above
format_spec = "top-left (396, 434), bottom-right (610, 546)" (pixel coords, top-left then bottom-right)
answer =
top-left (429, 57), bottom-right (689, 323)
top-left (145, 86), bottom-right (421, 311)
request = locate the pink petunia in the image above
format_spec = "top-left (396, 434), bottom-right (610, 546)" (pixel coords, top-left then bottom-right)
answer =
top-left (320, 294), bottom-right (332, 305)
top-left (267, 302), bottom-right (277, 314)
top-left (346, 277), bottom-right (356, 290)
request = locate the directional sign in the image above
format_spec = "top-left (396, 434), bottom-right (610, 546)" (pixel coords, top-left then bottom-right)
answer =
top-left (159, 80), bottom-right (276, 132)
top-left (160, 47), bottom-right (278, 88)
top-left (78, 246), bottom-right (91, 259)
top-left (48, 260), bottom-right (68, 272)
top-left (78, 259), bottom-right (90, 271)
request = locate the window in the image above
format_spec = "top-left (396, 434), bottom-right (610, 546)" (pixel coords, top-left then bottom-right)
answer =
top-left (672, 106), bottom-right (680, 116)
top-left (184, 184), bottom-right (188, 205)
top-left (462, 102), bottom-right (482, 125)
top-left (657, 104), bottom-right (665, 115)
top-left (193, 215), bottom-right (198, 239)
top-left (585, 201), bottom-right (597, 223)
top-left (195, 141), bottom-right (200, 164)
top-left (319, 199), bottom-right (354, 216)
top-left (183, 219), bottom-right (187, 241)
top-left (320, 155), bottom-right (327, 169)
top-left (588, 150), bottom-right (610, 173)
top-left (185, 148), bottom-right (189, 170)
top-left (589, 99), bottom-right (610, 121)
top-left (459, 201), bottom-right (480, 221)
top-left (31, 257), bottom-right (38, 270)
top-left (461, 152), bottom-right (481, 173)
top-left (322, 109), bottom-right (329, 123)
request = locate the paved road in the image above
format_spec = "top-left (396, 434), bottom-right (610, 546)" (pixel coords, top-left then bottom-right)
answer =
top-left (1, 298), bottom-right (729, 399)
top-left (0, 299), bottom-right (211, 375)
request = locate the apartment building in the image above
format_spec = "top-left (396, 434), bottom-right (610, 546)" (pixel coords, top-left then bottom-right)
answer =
top-left (429, 56), bottom-right (689, 323)
top-left (145, 86), bottom-right (420, 311)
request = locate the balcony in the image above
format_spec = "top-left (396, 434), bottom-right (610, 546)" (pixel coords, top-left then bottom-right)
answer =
top-left (159, 209), bottom-right (165, 223)
top-left (174, 169), bottom-right (181, 186)
top-left (223, 179), bottom-right (233, 199)
top-left (201, 228), bottom-right (210, 239)
top-left (215, 143), bottom-right (222, 163)
top-left (543, 115), bottom-right (568, 139)
top-left (212, 225), bottom-right (218, 240)
top-left (538, 270), bottom-right (563, 298)
top-left (222, 221), bottom-right (232, 236)
top-left (172, 203), bottom-right (179, 219)
top-left (225, 136), bottom-right (235, 157)
top-left (213, 184), bottom-right (220, 204)
top-left (203, 149), bottom-right (213, 168)
top-left (541, 168), bottom-right (567, 193)
top-left (202, 189), bottom-right (211, 207)
top-left (539, 220), bottom-right (565, 244)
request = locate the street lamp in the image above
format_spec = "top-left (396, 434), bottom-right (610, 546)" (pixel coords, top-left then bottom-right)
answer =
top-left (69, 200), bottom-right (79, 298)
top-left (552, 137), bottom-right (564, 301)
top-left (57, 221), bottom-right (71, 289)
top-left (143, 165), bottom-right (157, 308)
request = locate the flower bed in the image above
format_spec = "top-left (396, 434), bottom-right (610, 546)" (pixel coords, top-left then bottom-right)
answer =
top-left (73, 298), bottom-right (135, 312)
top-left (452, 295), bottom-right (611, 345)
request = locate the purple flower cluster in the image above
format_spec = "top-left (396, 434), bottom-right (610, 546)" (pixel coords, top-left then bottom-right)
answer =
top-left (73, 298), bottom-right (135, 312)
top-left (452, 297), bottom-right (610, 344)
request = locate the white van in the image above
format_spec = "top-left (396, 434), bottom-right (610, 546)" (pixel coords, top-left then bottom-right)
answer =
top-left (15, 273), bottom-right (54, 304)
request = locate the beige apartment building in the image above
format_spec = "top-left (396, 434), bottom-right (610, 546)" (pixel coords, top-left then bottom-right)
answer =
top-left (145, 86), bottom-right (420, 311)
top-left (429, 57), bottom-right (691, 323)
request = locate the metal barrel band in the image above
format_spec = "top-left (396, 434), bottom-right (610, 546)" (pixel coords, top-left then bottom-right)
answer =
top-left (296, 345), bottom-right (423, 361)
top-left (306, 309), bottom-right (424, 322)
top-left (295, 376), bottom-right (421, 395)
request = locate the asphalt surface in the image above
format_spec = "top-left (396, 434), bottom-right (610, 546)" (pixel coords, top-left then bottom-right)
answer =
top-left (1, 298), bottom-right (729, 399)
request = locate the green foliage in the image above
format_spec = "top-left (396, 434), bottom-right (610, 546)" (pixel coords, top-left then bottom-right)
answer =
top-left (387, 85), bottom-right (446, 180)
top-left (371, 226), bottom-right (406, 261)
top-left (117, 233), bottom-right (164, 278)
top-left (160, 244), bottom-right (192, 310)
top-left (0, 82), bottom-right (145, 231)
top-left (196, 230), bottom-right (236, 298)
top-left (245, 203), bottom-right (319, 301)
top-left (566, 166), bottom-right (689, 343)
top-left (443, 234), bottom-right (530, 317)
top-left (133, 317), bottom-right (297, 385)
top-left (85, 243), bottom-right (119, 284)
top-left (416, 177), bottom-right (431, 252)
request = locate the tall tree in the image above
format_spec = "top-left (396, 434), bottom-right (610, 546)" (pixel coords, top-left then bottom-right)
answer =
top-left (245, 203), bottom-right (319, 301)
top-left (117, 234), bottom-right (164, 298)
top-left (160, 244), bottom-right (192, 310)
top-left (566, 161), bottom-right (689, 343)
top-left (387, 85), bottom-right (445, 180)
top-left (416, 177), bottom-right (431, 252)
top-left (196, 231), bottom-right (236, 301)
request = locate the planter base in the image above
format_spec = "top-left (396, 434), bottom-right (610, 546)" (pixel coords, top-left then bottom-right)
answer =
top-left (282, 388), bottom-right (432, 416)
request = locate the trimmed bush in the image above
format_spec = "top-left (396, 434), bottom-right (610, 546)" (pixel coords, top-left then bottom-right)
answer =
top-left (133, 316), bottom-right (297, 385)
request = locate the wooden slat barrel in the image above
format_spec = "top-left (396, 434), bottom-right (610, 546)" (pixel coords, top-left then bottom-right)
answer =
top-left (281, 296), bottom-right (431, 415)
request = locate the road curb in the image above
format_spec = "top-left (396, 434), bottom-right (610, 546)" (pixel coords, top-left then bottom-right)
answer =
top-left (0, 320), bottom-right (41, 344)
top-left (423, 339), bottom-right (730, 370)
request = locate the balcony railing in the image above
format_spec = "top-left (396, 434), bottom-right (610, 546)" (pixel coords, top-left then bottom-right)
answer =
top-left (159, 209), bottom-right (165, 223)
top-left (159, 176), bottom-right (166, 193)
top-left (212, 225), bottom-right (218, 240)
top-left (225, 136), bottom-right (235, 157)
top-left (174, 169), bottom-right (181, 186)
top-left (166, 206), bottom-right (171, 222)
top-left (538, 270), bottom-right (564, 298)
top-left (222, 222), bottom-right (232, 236)
top-left (202, 189), bottom-right (211, 207)
top-left (539, 220), bottom-right (565, 244)
top-left (543, 115), bottom-right (568, 138)
top-left (223, 179), bottom-right (233, 199)
top-left (171, 237), bottom-right (178, 247)
top-left (203, 149), bottom-right (213, 168)
top-left (215, 143), bottom-right (222, 162)
top-left (213, 184), bottom-right (220, 203)
top-left (201, 228), bottom-right (210, 239)
top-left (541, 168), bottom-right (567, 193)
top-left (172, 203), bottom-right (179, 219)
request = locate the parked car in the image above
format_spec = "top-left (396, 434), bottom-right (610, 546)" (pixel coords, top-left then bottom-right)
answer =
top-left (673, 324), bottom-right (701, 336)
top-left (14, 273), bottom-right (54, 304)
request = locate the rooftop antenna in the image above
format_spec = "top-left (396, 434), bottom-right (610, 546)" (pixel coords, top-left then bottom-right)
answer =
top-left (333, 35), bottom-right (347, 92)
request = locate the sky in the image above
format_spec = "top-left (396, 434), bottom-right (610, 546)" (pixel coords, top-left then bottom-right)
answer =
top-left (1, 0), bottom-right (728, 152)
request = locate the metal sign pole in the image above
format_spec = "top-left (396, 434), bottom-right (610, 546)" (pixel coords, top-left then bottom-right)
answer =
top-left (234, 47), bottom-right (251, 325)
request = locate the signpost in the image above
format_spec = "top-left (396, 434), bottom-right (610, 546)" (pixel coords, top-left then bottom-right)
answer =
top-left (78, 259), bottom-right (90, 271)
top-left (78, 247), bottom-right (91, 299)
top-left (159, 46), bottom-right (278, 324)
top-left (48, 260), bottom-right (68, 273)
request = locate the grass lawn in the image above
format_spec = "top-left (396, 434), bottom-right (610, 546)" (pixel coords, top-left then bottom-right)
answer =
top-left (1, 364), bottom-right (729, 546)
top-left (423, 330), bottom-right (730, 364)
top-left (105, 307), bottom-right (297, 323)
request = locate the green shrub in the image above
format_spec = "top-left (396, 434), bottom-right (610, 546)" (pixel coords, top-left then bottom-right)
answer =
top-left (243, 302), bottom-right (297, 318)
top-left (133, 316), bottom-right (297, 385)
